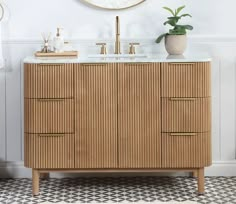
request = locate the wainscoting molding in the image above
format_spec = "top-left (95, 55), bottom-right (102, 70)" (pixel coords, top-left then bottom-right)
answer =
top-left (0, 36), bottom-right (236, 177)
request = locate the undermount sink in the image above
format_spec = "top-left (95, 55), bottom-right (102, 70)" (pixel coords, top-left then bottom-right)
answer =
top-left (88, 54), bottom-right (148, 58)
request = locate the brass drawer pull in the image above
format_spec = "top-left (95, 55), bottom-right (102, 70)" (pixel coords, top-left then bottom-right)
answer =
top-left (125, 63), bottom-right (152, 66)
top-left (37, 99), bottom-right (65, 102)
top-left (169, 63), bottom-right (195, 65)
top-left (81, 63), bottom-right (107, 66)
top-left (39, 64), bottom-right (64, 67)
top-left (169, 98), bottom-right (197, 101)
top-left (39, 134), bottom-right (64, 137)
top-left (170, 133), bottom-right (197, 136)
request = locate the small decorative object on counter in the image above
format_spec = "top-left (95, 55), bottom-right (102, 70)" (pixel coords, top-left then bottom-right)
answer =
top-left (156, 5), bottom-right (193, 55)
top-left (53, 28), bottom-right (64, 53)
top-left (41, 33), bottom-right (52, 53)
top-left (35, 30), bottom-right (78, 58)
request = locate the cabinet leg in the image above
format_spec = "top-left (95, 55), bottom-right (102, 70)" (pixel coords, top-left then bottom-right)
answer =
top-left (191, 170), bottom-right (198, 178)
top-left (197, 168), bottom-right (205, 195)
top-left (32, 169), bottom-right (40, 196)
top-left (40, 173), bottom-right (49, 179)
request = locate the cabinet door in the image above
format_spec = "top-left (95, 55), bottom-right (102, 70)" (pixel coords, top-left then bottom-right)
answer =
top-left (75, 63), bottom-right (118, 168)
top-left (118, 63), bottom-right (161, 168)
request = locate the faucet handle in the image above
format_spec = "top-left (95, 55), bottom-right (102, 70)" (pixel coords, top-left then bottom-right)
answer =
top-left (129, 43), bottom-right (140, 54)
top-left (96, 43), bottom-right (107, 55)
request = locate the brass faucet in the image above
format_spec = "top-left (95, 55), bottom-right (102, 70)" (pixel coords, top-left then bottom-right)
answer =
top-left (115, 16), bottom-right (121, 54)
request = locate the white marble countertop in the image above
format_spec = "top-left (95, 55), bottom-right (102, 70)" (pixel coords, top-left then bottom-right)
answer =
top-left (23, 53), bottom-right (212, 64)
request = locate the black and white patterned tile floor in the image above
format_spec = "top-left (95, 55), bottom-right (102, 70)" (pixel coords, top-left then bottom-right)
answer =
top-left (0, 177), bottom-right (236, 204)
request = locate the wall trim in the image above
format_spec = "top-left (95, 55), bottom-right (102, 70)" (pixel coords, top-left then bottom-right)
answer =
top-left (2, 35), bottom-right (236, 45)
top-left (1, 161), bottom-right (236, 178)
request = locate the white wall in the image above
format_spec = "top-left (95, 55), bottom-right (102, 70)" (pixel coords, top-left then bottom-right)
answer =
top-left (3, 0), bottom-right (236, 39)
top-left (1, 0), bottom-right (236, 177)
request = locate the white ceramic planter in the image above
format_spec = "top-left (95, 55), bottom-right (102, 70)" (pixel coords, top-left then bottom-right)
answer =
top-left (165, 34), bottom-right (187, 55)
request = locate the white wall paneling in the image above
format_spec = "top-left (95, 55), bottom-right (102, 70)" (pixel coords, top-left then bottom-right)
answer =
top-left (0, 68), bottom-right (6, 162)
top-left (220, 56), bottom-right (236, 160)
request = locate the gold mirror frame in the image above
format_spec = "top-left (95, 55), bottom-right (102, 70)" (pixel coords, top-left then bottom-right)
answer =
top-left (81, 0), bottom-right (146, 10)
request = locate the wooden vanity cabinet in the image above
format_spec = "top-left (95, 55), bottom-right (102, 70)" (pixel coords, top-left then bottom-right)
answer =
top-left (24, 61), bottom-right (211, 196)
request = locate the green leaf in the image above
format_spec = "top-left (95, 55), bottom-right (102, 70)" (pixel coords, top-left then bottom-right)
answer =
top-left (163, 7), bottom-right (175, 16)
top-left (176, 25), bottom-right (193, 30)
top-left (180, 14), bottom-right (192, 18)
top-left (168, 16), bottom-right (181, 21)
top-left (184, 25), bottom-right (193, 30)
top-left (169, 25), bottom-right (188, 35)
top-left (169, 28), bottom-right (186, 35)
top-left (155, 33), bottom-right (168, 43)
top-left (164, 19), bottom-right (177, 26)
top-left (175, 5), bottom-right (185, 16)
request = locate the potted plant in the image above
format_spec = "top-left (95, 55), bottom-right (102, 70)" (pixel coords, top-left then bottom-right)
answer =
top-left (156, 5), bottom-right (193, 55)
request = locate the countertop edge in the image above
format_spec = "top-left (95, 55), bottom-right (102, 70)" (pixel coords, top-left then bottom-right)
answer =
top-left (23, 56), bottom-right (212, 64)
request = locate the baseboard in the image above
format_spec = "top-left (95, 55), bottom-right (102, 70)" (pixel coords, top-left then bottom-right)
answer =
top-left (205, 161), bottom-right (236, 176)
top-left (0, 161), bottom-right (236, 178)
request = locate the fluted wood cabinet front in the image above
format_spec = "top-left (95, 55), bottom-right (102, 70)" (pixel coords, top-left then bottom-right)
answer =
top-left (161, 62), bottom-right (211, 97)
top-left (162, 132), bottom-right (211, 168)
top-left (24, 61), bottom-right (211, 170)
top-left (75, 63), bottom-right (118, 168)
top-left (24, 63), bottom-right (75, 169)
top-left (24, 99), bottom-right (74, 134)
top-left (162, 98), bottom-right (211, 133)
top-left (118, 63), bottom-right (161, 168)
top-left (25, 133), bottom-right (75, 169)
top-left (24, 63), bottom-right (74, 99)
top-left (161, 62), bottom-right (212, 168)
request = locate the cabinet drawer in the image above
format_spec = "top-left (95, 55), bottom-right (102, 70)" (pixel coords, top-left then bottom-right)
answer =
top-left (162, 97), bottom-right (211, 132)
top-left (162, 132), bottom-right (211, 168)
top-left (161, 62), bottom-right (211, 97)
top-left (24, 63), bottom-right (74, 98)
top-left (24, 99), bottom-right (74, 133)
top-left (24, 133), bottom-right (75, 168)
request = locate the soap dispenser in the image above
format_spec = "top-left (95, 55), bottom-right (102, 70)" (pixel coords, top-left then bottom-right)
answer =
top-left (53, 28), bottom-right (64, 53)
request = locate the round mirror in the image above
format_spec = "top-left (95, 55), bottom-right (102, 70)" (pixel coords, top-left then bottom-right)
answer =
top-left (82, 0), bottom-right (146, 10)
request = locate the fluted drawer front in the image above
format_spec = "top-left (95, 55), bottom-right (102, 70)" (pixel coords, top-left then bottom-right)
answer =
top-left (75, 63), bottom-right (118, 168)
top-left (162, 97), bottom-right (211, 132)
top-left (161, 62), bottom-right (211, 97)
top-left (24, 99), bottom-right (74, 133)
top-left (118, 63), bottom-right (161, 168)
top-left (24, 63), bottom-right (74, 99)
top-left (162, 132), bottom-right (212, 168)
top-left (24, 133), bottom-right (75, 168)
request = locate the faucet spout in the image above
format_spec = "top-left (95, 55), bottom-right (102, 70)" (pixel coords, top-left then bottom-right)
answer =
top-left (115, 16), bottom-right (121, 54)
